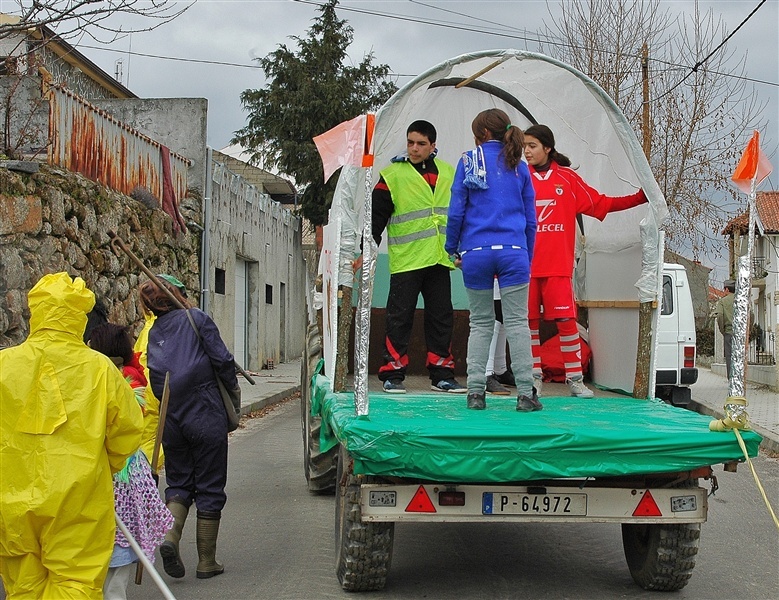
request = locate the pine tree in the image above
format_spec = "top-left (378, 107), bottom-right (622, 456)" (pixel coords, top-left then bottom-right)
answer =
top-left (232, 0), bottom-right (397, 226)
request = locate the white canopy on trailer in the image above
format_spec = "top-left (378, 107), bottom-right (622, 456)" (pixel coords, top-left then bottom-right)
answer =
top-left (324, 49), bottom-right (668, 400)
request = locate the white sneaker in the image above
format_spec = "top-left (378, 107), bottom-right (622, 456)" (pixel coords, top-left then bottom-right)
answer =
top-left (567, 377), bottom-right (594, 398)
top-left (532, 375), bottom-right (543, 397)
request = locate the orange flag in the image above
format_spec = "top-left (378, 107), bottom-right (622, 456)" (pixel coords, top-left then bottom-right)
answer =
top-left (731, 130), bottom-right (773, 194)
top-left (313, 114), bottom-right (375, 183)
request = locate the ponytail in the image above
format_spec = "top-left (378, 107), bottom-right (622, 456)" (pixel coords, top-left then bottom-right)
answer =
top-left (502, 125), bottom-right (525, 170)
top-left (471, 108), bottom-right (524, 170)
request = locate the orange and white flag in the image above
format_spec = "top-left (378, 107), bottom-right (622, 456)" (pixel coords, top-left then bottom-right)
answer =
top-left (731, 130), bottom-right (773, 194)
top-left (313, 114), bottom-right (375, 183)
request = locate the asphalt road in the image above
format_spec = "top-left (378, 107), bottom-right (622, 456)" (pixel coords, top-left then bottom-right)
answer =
top-left (2, 395), bottom-right (775, 600)
top-left (123, 395), bottom-right (779, 600)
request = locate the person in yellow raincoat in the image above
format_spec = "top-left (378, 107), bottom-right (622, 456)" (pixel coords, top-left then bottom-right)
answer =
top-left (132, 274), bottom-right (186, 473)
top-left (0, 272), bottom-right (143, 599)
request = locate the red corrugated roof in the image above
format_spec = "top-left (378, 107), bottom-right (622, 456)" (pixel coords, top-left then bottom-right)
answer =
top-left (723, 191), bottom-right (779, 235)
top-left (708, 286), bottom-right (728, 302)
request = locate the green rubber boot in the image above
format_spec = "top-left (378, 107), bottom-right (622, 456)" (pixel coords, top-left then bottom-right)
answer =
top-left (195, 510), bottom-right (225, 579)
top-left (159, 501), bottom-right (189, 578)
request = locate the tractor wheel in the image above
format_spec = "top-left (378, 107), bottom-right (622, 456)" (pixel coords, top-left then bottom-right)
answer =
top-left (622, 480), bottom-right (701, 591)
top-left (300, 323), bottom-right (337, 493)
top-left (335, 444), bottom-right (394, 591)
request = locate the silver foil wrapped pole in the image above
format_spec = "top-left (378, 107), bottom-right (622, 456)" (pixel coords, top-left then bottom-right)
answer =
top-left (712, 174), bottom-right (756, 433)
top-left (728, 257), bottom-right (752, 399)
top-left (354, 166), bottom-right (375, 416)
top-left (728, 173), bottom-right (757, 400)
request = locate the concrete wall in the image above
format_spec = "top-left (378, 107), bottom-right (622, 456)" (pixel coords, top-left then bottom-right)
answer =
top-left (94, 98), bottom-right (208, 199)
top-left (206, 157), bottom-right (306, 371)
top-left (0, 76), bottom-right (50, 156)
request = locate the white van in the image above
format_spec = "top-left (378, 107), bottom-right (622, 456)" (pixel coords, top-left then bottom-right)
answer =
top-left (655, 263), bottom-right (698, 405)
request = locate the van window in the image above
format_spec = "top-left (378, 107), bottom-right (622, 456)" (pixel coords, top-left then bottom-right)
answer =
top-left (661, 275), bottom-right (673, 315)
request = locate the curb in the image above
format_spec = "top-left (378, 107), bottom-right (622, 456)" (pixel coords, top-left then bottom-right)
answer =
top-left (687, 398), bottom-right (779, 455)
top-left (240, 385), bottom-right (301, 416)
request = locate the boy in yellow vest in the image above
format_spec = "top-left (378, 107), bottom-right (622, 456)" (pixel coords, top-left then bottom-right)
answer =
top-left (370, 120), bottom-right (465, 394)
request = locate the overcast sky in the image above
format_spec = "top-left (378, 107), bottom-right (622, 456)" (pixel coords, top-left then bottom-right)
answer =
top-left (77, 0), bottom-right (777, 156)
top-left (69, 0), bottom-right (777, 279)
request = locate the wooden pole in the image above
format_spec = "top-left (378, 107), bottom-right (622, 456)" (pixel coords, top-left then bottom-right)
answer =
top-left (136, 371), bottom-right (170, 585)
top-left (641, 43), bottom-right (651, 157)
top-left (633, 43), bottom-right (654, 400)
top-left (454, 58), bottom-right (505, 88)
top-left (333, 286), bottom-right (353, 392)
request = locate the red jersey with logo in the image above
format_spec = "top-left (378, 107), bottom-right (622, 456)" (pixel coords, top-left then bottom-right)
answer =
top-left (529, 162), bottom-right (646, 278)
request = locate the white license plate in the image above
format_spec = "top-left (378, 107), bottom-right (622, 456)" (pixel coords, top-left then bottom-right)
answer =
top-left (369, 490), bottom-right (397, 507)
top-left (483, 492), bottom-right (587, 515)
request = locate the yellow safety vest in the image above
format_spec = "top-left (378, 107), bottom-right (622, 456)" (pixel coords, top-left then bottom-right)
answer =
top-left (382, 158), bottom-right (455, 274)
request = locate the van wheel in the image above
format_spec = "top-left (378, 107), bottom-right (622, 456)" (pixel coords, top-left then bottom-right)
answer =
top-left (621, 480), bottom-right (701, 590)
top-left (300, 323), bottom-right (337, 493)
top-left (335, 444), bottom-right (394, 591)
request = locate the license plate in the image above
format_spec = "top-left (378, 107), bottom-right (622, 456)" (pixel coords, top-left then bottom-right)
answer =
top-left (483, 492), bottom-right (587, 515)
top-left (369, 490), bottom-right (397, 507)
top-left (670, 494), bottom-right (697, 512)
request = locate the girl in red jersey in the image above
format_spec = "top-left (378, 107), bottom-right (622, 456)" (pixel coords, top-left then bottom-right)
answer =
top-left (523, 124), bottom-right (648, 398)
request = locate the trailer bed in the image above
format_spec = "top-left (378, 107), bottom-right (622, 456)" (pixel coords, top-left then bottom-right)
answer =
top-left (312, 373), bottom-right (761, 482)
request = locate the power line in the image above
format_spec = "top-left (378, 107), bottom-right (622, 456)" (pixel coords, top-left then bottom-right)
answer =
top-left (654, 0), bottom-right (770, 101)
top-left (76, 43), bottom-right (263, 69)
top-left (75, 0), bottom-right (777, 91)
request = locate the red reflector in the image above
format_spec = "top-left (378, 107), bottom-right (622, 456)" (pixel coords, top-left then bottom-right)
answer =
top-left (405, 485), bottom-right (437, 513)
top-left (684, 346), bottom-right (695, 368)
top-left (438, 491), bottom-right (466, 506)
top-left (633, 490), bottom-right (663, 517)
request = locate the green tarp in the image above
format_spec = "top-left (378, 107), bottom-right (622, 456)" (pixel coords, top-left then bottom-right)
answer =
top-left (312, 374), bottom-right (761, 482)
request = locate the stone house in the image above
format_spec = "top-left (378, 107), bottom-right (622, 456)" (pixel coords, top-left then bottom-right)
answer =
top-left (0, 16), bottom-right (307, 371)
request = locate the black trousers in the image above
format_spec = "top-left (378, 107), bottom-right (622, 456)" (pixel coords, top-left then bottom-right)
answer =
top-left (379, 264), bottom-right (455, 384)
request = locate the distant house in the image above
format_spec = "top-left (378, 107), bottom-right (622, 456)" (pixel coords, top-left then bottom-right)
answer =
top-left (0, 13), bottom-right (307, 371)
top-left (720, 190), bottom-right (779, 390)
top-left (0, 13), bottom-right (136, 100)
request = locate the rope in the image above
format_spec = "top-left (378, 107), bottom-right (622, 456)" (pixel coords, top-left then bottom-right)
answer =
top-left (732, 428), bottom-right (779, 530)
top-left (710, 397), bottom-right (779, 531)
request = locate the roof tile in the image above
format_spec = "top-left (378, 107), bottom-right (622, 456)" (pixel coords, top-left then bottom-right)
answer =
top-left (722, 191), bottom-right (779, 235)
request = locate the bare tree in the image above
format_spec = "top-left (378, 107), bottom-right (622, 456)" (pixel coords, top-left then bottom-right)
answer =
top-left (0, 0), bottom-right (191, 43)
top-left (541, 0), bottom-right (766, 259)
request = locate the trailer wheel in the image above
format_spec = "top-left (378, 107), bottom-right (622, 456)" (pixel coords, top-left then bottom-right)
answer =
top-left (300, 323), bottom-right (337, 493)
top-left (622, 480), bottom-right (701, 591)
top-left (335, 444), bottom-right (394, 592)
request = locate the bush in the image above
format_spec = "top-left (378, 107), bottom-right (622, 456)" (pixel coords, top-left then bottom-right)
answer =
top-left (697, 327), bottom-right (714, 358)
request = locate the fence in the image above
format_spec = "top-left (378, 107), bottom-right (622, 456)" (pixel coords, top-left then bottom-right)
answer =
top-left (748, 331), bottom-right (776, 366)
top-left (47, 83), bottom-right (190, 203)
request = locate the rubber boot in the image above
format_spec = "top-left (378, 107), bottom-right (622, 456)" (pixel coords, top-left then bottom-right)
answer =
top-left (195, 510), bottom-right (225, 579)
top-left (159, 501), bottom-right (189, 578)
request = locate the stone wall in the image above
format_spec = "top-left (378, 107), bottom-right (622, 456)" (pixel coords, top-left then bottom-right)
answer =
top-left (0, 162), bottom-right (201, 348)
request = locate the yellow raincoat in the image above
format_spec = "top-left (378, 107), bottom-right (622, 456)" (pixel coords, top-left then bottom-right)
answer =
top-left (134, 312), bottom-right (164, 471)
top-left (0, 273), bottom-right (143, 599)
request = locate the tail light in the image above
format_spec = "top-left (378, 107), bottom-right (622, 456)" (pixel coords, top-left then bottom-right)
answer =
top-left (684, 346), bottom-right (695, 368)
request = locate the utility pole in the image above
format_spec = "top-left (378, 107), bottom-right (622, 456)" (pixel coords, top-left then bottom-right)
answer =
top-left (633, 43), bottom-right (653, 400)
top-left (641, 43), bottom-right (651, 159)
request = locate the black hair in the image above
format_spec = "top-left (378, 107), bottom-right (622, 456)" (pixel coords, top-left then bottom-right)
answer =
top-left (523, 124), bottom-right (572, 167)
top-left (89, 323), bottom-right (134, 365)
top-left (407, 120), bottom-right (437, 143)
top-left (84, 297), bottom-right (109, 343)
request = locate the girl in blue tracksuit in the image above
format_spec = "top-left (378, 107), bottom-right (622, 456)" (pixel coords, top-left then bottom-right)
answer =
top-left (446, 108), bottom-right (539, 411)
